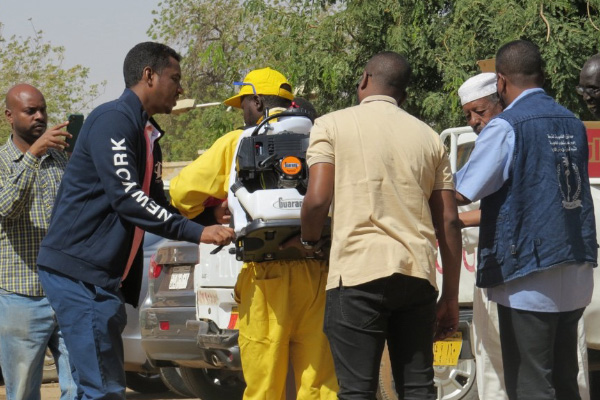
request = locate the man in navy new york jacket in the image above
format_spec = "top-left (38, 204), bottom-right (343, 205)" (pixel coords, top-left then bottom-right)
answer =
top-left (36, 42), bottom-right (234, 400)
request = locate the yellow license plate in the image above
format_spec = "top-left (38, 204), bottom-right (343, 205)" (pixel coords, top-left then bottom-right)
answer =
top-left (433, 332), bottom-right (462, 366)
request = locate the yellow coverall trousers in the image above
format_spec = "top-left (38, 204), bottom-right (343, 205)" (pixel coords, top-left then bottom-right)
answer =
top-left (234, 259), bottom-right (338, 400)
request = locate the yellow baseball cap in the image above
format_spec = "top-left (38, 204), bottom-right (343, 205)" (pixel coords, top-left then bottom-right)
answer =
top-left (224, 67), bottom-right (294, 108)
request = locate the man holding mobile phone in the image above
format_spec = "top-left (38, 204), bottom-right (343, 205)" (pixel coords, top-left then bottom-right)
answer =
top-left (0, 83), bottom-right (76, 400)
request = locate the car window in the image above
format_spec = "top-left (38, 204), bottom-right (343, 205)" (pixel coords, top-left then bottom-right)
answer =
top-left (144, 232), bottom-right (164, 247)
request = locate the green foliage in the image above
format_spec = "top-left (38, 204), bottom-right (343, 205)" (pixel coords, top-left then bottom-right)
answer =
top-left (150, 0), bottom-right (600, 160)
top-left (437, 0), bottom-right (600, 125)
top-left (154, 105), bottom-right (241, 160)
top-left (0, 25), bottom-right (105, 141)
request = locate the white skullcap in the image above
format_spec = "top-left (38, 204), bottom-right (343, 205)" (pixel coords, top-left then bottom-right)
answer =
top-left (458, 73), bottom-right (497, 106)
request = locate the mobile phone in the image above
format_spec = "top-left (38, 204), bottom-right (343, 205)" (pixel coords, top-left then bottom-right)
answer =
top-left (66, 114), bottom-right (84, 151)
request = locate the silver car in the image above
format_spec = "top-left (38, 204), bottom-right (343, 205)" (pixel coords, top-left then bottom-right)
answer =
top-left (140, 240), bottom-right (245, 400)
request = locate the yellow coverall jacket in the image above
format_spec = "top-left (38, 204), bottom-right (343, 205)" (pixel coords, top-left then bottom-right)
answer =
top-left (170, 124), bottom-right (338, 400)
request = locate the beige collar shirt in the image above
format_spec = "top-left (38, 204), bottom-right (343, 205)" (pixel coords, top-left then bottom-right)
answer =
top-left (307, 95), bottom-right (454, 290)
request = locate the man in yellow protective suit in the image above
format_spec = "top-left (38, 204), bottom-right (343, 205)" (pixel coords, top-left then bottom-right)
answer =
top-left (169, 67), bottom-right (338, 400)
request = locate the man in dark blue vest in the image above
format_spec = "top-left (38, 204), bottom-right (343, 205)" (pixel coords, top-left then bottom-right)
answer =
top-left (455, 40), bottom-right (597, 400)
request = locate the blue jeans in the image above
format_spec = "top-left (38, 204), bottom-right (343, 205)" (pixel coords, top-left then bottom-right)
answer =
top-left (0, 288), bottom-right (76, 400)
top-left (324, 273), bottom-right (438, 400)
top-left (38, 266), bottom-right (127, 400)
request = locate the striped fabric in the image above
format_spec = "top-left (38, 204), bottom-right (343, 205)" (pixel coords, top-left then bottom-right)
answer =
top-left (0, 137), bottom-right (67, 296)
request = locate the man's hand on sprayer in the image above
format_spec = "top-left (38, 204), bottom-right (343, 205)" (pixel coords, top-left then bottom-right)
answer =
top-left (200, 225), bottom-right (235, 246)
top-left (213, 199), bottom-right (231, 224)
top-left (279, 234), bottom-right (329, 260)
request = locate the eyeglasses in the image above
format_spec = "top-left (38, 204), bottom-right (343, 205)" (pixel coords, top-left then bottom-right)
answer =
top-left (233, 81), bottom-right (257, 95)
top-left (576, 85), bottom-right (600, 97)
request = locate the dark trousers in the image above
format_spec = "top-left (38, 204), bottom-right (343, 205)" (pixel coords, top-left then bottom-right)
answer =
top-left (324, 273), bottom-right (438, 400)
top-left (497, 304), bottom-right (584, 400)
top-left (38, 266), bottom-right (127, 400)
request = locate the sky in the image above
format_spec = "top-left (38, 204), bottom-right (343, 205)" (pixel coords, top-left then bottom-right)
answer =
top-left (0, 0), bottom-right (163, 112)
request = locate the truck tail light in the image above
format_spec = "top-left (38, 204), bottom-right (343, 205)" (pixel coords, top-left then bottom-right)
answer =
top-left (149, 254), bottom-right (163, 279)
top-left (228, 309), bottom-right (239, 329)
top-left (159, 321), bottom-right (170, 330)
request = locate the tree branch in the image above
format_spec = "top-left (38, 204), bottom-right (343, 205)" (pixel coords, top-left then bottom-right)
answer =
top-left (588, 0), bottom-right (600, 31)
top-left (540, 1), bottom-right (550, 42)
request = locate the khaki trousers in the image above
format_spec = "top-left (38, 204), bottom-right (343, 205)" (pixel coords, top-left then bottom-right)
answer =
top-left (235, 259), bottom-right (338, 400)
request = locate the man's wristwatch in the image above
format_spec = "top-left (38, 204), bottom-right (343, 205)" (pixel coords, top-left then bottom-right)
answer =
top-left (300, 239), bottom-right (319, 250)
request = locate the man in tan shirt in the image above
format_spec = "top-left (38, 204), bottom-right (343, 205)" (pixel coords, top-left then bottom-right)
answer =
top-left (300, 51), bottom-right (462, 399)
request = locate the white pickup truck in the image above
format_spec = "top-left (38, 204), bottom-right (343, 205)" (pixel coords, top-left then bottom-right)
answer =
top-left (149, 124), bottom-right (600, 400)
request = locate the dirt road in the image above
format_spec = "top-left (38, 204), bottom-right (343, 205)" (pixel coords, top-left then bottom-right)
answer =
top-left (0, 383), bottom-right (195, 400)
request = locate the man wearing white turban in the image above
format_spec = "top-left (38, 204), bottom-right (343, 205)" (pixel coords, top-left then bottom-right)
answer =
top-left (458, 72), bottom-right (503, 134)
top-left (458, 73), bottom-right (506, 400)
